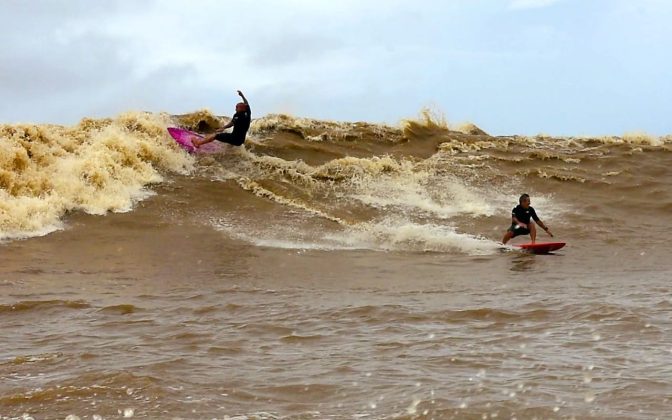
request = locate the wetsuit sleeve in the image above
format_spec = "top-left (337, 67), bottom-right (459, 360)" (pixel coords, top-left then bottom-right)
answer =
top-left (530, 207), bottom-right (541, 222)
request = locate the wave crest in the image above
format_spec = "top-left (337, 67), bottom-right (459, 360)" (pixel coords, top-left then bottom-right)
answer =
top-left (0, 112), bottom-right (193, 240)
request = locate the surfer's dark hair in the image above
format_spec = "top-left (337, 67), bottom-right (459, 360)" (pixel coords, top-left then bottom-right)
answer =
top-left (519, 193), bottom-right (530, 204)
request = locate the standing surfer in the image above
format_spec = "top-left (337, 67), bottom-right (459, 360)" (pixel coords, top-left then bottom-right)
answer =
top-left (192, 90), bottom-right (251, 148)
top-left (502, 193), bottom-right (553, 244)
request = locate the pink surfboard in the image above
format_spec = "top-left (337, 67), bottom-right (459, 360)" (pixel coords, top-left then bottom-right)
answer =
top-left (167, 127), bottom-right (222, 154)
top-left (516, 242), bottom-right (566, 254)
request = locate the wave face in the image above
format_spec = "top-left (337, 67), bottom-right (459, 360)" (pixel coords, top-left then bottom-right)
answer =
top-left (1, 109), bottom-right (670, 253)
top-left (0, 112), bottom-right (193, 240)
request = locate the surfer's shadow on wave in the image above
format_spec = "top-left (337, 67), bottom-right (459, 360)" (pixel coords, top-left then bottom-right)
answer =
top-left (505, 249), bottom-right (564, 272)
top-left (509, 254), bottom-right (538, 272)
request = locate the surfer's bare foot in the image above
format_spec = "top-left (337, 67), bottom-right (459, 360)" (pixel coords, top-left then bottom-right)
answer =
top-left (192, 139), bottom-right (200, 148)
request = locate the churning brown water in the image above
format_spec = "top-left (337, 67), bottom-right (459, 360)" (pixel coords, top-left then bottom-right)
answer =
top-left (1, 110), bottom-right (671, 419)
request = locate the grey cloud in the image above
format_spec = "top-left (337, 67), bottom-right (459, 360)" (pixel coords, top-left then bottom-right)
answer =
top-left (0, 22), bottom-right (177, 123)
top-left (90, 63), bottom-right (205, 116)
top-left (1, 33), bottom-right (134, 95)
top-left (2, 0), bottom-right (144, 21)
top-left (1, 60), bottom-right (202, 124)
top-left (0, 1), bottom-right (158, 122)
top-left (0, 0), bottom-right (141, 46)
top-left (248, 33), bottom-right (344, 67)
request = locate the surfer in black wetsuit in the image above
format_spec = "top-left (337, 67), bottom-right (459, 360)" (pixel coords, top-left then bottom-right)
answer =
top-left (192, 90), bottom-right (251, 148)
top-left (502, 193), bottom-right (553, 244)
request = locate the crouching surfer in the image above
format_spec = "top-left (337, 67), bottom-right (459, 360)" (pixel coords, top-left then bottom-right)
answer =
top-left (502, 193), bottom-right (553, 244)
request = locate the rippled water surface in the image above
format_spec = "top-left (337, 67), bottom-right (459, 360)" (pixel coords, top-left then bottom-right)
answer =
top-left (2, 210), bottom-right (671, 419)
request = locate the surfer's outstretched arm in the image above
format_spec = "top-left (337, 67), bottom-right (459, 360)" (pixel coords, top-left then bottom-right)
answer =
top-left (219, 120), bottom-right (235, 131)
top-left (532, 213), bottom-right (553, 237)
top-left (538, 221), bottom-right (553, 237)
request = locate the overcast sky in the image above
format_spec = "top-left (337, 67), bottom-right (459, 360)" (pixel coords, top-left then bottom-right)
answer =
top-left (1, 0), bottom-right (671, 135)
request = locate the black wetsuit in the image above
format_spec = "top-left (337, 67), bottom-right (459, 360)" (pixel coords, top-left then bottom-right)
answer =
top-left (214, 106), bottom-right (251, 146)
top-left (508, 205), bottom-right (540, 236)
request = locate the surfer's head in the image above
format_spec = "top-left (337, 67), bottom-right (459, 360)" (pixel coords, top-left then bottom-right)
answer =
top-left (236, 102), bottom-right (248, 112)
top-left (519, 193), bottom-right (531, 207)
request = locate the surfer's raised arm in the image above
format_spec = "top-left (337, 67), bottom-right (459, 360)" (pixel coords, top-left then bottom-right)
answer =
top-left (237, 90), bottom-right (249, 106)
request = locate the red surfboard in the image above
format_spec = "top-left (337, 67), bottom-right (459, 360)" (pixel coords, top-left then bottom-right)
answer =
top-left (516, 242), bottom-right (565, 254)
